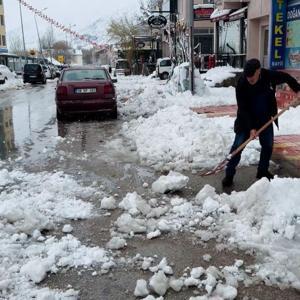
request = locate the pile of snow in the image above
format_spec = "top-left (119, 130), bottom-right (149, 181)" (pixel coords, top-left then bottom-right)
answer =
top-left (0, 168), bottom-right (114, 298)
top-left (122, 105), bottom-right (259, 171)
top-left (134, 257), bottom-right (244, 299)
top-left (166, 62), bottom-right (208, 96)
top-left (202, 66), bottom-right (242, 87)
top-left (116, 75), bottom-right (236, 119)
top-left (0, 76), bottom-right (24, 91)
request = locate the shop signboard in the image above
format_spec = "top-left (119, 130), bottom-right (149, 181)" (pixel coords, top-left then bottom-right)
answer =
top-left (270, 0), bottom-right (287, 69)
top-left (285, 0), bottom-right (300, 69)
top-left (194, 7), bottom-right (214, 21)
top-left (148, 15), bottom-right (167, 29)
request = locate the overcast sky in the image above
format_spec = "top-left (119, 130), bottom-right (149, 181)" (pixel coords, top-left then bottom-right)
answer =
top-left (4, 0), bottom-right (141, 48)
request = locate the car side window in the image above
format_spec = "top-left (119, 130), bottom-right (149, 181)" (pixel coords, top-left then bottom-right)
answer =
top-left (160, 60), bottom-right (172, 67)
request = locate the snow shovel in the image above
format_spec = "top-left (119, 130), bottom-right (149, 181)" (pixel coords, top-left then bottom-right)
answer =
top-left (201, 98), bottom-right (300, 177)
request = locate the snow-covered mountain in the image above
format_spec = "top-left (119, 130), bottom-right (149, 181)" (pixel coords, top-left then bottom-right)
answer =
top-left (73, 17), bottom-right (111, 48)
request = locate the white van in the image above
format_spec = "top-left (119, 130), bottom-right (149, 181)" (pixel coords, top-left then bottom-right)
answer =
top-left (156, 58), bottom-right (173, 80)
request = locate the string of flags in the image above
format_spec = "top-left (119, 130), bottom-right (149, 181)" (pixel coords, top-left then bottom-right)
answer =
top-left (18, 0), bottom-right (109, 50)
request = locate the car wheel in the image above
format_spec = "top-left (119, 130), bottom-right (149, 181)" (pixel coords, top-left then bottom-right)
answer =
top-left (161, 72), bottom-right (169, 80)
top-left (56, 108), bottom-right (64, 121)
top-left (111, 108), bottom-right (118, 119)
top-left (0, 80), bottom-right (5, 85)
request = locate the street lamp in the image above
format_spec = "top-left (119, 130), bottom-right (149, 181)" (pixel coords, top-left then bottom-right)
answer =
top-left (66, 24), bottom-right (76, 48)
top-left (19, 1), bottom-right (27, 61)
top-left (34, 7), bottom-right (47, 63)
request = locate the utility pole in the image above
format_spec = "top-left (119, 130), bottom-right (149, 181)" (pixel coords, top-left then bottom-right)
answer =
top-left (19, 1), bottom-right (27, 62)
top-left (187, 0), bottom-right (194, 94)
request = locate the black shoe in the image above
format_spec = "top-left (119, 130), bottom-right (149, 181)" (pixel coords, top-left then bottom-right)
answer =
top-left (222, 175), bottom-right (234, 187)
top-left (256, 170), bottom-right (274, 181)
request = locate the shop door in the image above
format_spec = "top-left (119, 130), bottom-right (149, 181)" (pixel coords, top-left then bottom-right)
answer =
top-left (261, 27), bottom-right (269, 67)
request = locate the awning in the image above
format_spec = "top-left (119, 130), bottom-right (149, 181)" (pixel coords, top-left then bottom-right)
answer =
top-left (210, 8), bottom-right (231, 22)
top-left (194, 4), bottom-right (214, 9)
top-left (229, 6), bottom-right (248, 21)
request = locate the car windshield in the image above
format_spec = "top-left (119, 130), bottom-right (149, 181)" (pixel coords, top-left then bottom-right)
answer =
top-left (62, 69), bottom-right (108, 81)
top-left (116, 61), bottom-right (129, 69)
top-left (24, 64), bottom-right (41, 72)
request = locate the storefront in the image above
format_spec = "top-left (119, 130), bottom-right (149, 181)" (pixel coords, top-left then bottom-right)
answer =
top-left (210, 6), bottom-right (247, 68)
top-left (270, 0), bottom-right (300, 102)
top-left (285, 0), bottom-right (300, 73)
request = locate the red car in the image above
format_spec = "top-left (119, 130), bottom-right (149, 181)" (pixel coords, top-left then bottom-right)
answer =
top-left (55, 66), bottom-right (117, 120)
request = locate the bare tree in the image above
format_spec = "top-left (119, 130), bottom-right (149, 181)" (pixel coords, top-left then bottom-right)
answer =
top-left (40, 27), bottom-right (55, 51)
top-left (9, 34), bottom-right (24, 55)
top-left (52, 40), bottom-right (71, 64)
top-left (107, 16), bottom-right (141, 62)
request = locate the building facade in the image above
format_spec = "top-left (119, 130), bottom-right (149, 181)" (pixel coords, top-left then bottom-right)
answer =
top-left (0, 0), bottom-right (7, 57)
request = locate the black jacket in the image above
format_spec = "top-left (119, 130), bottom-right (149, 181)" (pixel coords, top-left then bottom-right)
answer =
top-left (234, 68), bottom-right (300, 133)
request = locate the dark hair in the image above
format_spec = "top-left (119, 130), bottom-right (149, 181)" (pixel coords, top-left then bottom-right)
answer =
top-left (244, 58), bottom-right (261, 77)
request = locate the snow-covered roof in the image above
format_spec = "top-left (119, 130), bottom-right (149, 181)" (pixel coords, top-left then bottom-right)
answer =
top-left (229, 6), bottom-right (248, 18)
top-left (210, 8), bottom-right (231, 20)
top-left (45, 57), bottom-right (62, 66)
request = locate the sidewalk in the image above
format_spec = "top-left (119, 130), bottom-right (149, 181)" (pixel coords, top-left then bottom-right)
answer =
top-left (192, 99), bottom-right (300, 175)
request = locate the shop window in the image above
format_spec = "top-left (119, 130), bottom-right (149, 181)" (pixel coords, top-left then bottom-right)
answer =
top-left (218, 20), bottom-right (241, 54)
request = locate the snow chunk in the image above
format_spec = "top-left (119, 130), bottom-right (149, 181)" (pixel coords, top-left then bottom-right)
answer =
top-left (152, 171), bottom-right (189, 193)
top-left (203, 197), bottom-right (219, 213)
top-left (213, 284), bottom-right (237, 299)
top-left (134, 279), bottom-right (149, 297)
top-left (119, 192), bottom-right (151, 216)
top-left (101, 196), bottom-right (117, 210)
top-left (106, 237), bottom-right (127, 250)
top-left (62, 224), bottom-right (73, 233)
top-left (20, 259), bottom-right (49, 283)
top-left (147, 230), bottom-right (161, 239)
top-left (115, 213), bottom-right (147, 233)
top-left (149, 271), bottom-right (169, 296)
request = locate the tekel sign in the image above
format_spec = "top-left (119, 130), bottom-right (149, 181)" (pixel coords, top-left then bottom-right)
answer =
top-left (270, 0), bottom-right (287, 69)
top-left (148, 15), bottom-right (167, 29)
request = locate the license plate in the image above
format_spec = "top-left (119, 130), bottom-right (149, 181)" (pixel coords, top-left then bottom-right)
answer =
top-left (30, 75), bottom-right (37, 78)
top-left (75, 88), bottom-right (96, 94)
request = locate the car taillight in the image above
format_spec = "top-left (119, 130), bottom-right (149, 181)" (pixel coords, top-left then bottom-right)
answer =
top-left (104, 83), bottom-right (114, 95)
top-left (56, 86), bottom-right (68, 96)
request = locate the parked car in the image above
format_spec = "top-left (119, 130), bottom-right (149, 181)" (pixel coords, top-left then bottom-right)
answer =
top-left (156, 57), bottom-right (173, 80)
top-left (0, 64), bottom-right (17, 84)
top-left (101, 64), bottom-right (112, 73)
top-left (55, 66), bottom-right (118, 120)
top-left (114, 59), bottom-right (131, 76)
top-left (23, 63), bottom-right (47, 84)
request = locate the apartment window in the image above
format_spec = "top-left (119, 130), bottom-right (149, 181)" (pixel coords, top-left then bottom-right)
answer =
top-left (0, 0), bottom-right (2, 5)
top-left (2, 35), bottom-right (6, 46)
top-left (0, 15), bottom-right (4, 26)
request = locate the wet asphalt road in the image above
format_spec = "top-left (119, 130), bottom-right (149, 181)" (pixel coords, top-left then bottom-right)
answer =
top-left (1, 81), bottom-right (299, 299)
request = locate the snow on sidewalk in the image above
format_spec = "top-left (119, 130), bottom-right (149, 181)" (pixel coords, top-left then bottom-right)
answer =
top-left (0, 169), bottom-right (113, 299)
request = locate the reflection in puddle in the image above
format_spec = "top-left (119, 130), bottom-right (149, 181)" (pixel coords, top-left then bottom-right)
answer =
top-left (0, 106), bottom-right (16, 159)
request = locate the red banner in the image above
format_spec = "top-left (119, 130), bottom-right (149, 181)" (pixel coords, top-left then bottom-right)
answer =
top-left (18, 0), bottom-right (108, 51)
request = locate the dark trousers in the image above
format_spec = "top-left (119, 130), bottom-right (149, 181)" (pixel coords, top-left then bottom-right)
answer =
top-left (225, 124), bottom-right (274, 177)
